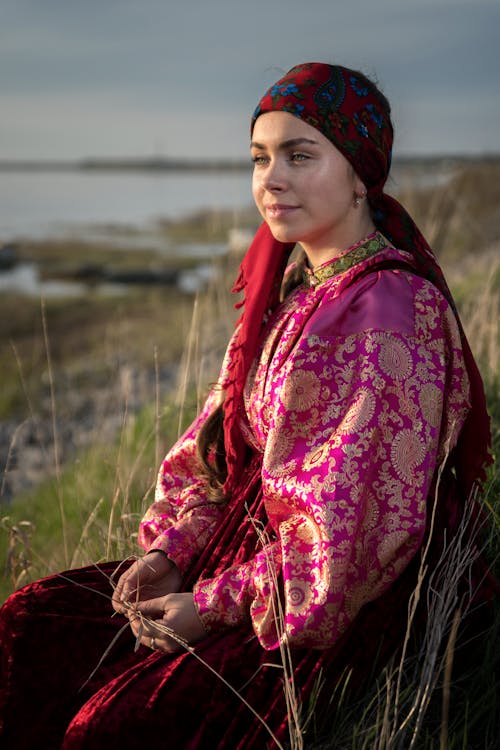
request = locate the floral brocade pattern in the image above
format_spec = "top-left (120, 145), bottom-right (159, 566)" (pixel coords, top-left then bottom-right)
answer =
top-left (139, 246), bottom-right (470, 650)
top-left (303, 231), bottom-right (390, 287)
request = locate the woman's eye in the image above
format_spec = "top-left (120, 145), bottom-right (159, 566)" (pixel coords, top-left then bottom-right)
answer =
top-left (251, 155), bottom-right (268, 166)
top-left (290, 152), bottom-right (308, 162)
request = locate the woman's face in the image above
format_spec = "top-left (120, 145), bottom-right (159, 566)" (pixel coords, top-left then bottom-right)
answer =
top-left (251, 111), bottom-right (369, 265)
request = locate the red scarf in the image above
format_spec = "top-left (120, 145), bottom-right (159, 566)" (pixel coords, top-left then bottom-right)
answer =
top-left (223, 63), bottom-right (492, 498)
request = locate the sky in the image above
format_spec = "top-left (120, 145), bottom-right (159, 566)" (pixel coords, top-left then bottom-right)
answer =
top-left (1, 0), bottom-right (499, 161)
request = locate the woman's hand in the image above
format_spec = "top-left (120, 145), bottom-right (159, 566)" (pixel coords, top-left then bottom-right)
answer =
top-left (129, 593), bottom-right (208, 654)
top-left (112, 551), bottom-right (182, 615)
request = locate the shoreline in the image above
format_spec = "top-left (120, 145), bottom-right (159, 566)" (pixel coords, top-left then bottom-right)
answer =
top-left (1, 152), bottom-right (499, 173)
top-left (0, 207), bottom-right (257, 298)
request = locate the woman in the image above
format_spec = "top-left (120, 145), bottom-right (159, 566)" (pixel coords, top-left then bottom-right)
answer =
top-left (0, 63), bottom-right (493, 749)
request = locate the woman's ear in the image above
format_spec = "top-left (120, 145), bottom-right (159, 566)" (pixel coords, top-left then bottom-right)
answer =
top-left (352, 171), bottom-right (367, 197)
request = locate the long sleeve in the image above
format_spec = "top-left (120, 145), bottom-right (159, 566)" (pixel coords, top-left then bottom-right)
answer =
top-left (193, 271), bottom-right (471, 649)
top-left (138, 388), bottom-right (224, 574)
top-left (138, 331), bottom-right (241, 574)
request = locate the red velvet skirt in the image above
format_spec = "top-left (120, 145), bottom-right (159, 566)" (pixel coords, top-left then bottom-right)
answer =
top-left (0, 459), bottom-right (446, 750)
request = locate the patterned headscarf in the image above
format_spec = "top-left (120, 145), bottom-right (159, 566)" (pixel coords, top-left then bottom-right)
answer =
top-left (223, 62), bottom-right (491, 499)
top-left (252, 62), bottom-right (392, 194)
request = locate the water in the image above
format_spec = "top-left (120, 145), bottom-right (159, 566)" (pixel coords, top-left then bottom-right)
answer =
top-left (0, 169), bottom-right (254, 242)
top-left (0, 163), bottom-right (457, 297)
top-left (0, 262), bottom-right (124, 298)
top-left (0, 260), bottom-right (217, 297)
top-left (0, 162), bottom-right (456, 243)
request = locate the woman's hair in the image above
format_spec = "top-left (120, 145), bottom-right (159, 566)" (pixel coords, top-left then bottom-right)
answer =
top-left (196, 402), bottom-right (227, 502)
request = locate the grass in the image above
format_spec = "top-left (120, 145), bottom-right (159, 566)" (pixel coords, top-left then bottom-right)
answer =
top-left (157, 204), bottom-right (260, 243)
top-left (0, 287), bottom-right (196, 419)
top-left (0, 158), bottom-right (499, 747)
top-left (0, 399), bottom-right (204, 595)
top-left (307, 482), bottom-right (499, 750)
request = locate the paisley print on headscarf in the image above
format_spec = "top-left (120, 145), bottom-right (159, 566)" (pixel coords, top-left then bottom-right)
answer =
top-left (252, 63), bottom-right (392, 194)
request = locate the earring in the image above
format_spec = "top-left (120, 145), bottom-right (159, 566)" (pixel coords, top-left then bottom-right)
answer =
top-left (353, 190), bottom-right (366, 208)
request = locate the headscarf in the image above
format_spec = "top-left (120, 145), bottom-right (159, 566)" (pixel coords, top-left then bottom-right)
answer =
top-left (223, 62), bottom-right (492, 499)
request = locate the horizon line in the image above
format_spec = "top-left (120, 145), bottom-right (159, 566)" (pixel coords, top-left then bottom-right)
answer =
top-left (0, 152), bottom-right (499, 173)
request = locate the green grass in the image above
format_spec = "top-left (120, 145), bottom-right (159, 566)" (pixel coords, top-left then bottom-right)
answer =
top-left (0, 399), bottom-right (199, 601)
top-left (0, 286), bottom-right (196, 419)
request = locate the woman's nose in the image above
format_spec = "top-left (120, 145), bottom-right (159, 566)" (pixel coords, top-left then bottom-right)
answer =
top-left (261, 159), bottom-right (286, 192)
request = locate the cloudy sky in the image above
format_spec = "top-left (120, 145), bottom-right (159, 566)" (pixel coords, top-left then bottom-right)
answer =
top-left (1, 0), bottom-right (499, 160)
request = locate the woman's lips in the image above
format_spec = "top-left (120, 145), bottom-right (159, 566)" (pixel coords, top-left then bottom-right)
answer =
top-left (265, 204), bottom-right (299, 219)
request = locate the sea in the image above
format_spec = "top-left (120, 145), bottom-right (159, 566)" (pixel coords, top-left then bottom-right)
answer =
top-left (0, 169), bottom-right (254, 243)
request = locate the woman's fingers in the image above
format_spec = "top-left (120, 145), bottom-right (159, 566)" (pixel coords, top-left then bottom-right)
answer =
top-left (112, 564), bottom-right (143, 613)
top-left (162, 594), bottom-right (207, 646)
top-left (111, 552), bottom-right (174, 614)
top-left (127, 594), bottom-right (206, 654)
top-left (133, 595), bottom-right (169, 619)
top-left (111, 565), bottom-right (136, 613)
top-left (128, 614), bottom-right (182, 654)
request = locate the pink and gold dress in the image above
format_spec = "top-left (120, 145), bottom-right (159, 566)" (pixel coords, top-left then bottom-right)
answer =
top-left (0, 235), bottom-right (481, 749)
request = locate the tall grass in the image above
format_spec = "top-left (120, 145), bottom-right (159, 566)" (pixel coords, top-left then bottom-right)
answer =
top-left (1, 161), bottom-right (499, 747)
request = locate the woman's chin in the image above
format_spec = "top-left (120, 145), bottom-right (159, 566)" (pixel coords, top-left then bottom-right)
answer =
top-left (266, 224), bottom-right (300, 245)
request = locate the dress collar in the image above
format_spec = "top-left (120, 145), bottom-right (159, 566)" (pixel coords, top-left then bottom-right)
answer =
top-left (302, 231), bottom-right (392, 288)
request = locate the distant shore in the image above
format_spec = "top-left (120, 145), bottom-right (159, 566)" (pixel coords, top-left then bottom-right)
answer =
top-left (1, 153), bottom-right (499, 174)
top-left (0, 157), bottom-right (252, 173)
